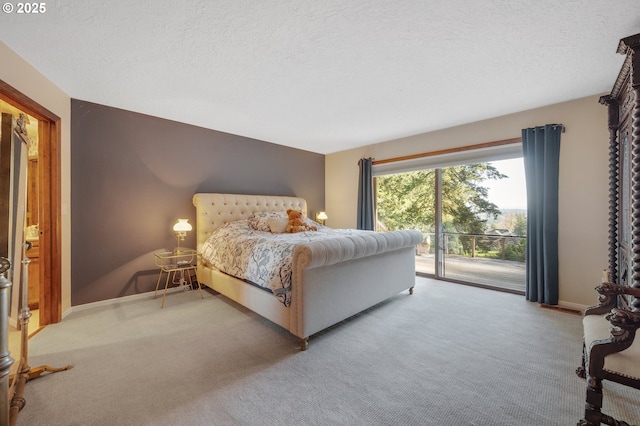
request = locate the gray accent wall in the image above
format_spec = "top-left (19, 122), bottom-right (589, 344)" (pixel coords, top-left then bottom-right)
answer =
top-left (71, 99), bottom-right (325, 305)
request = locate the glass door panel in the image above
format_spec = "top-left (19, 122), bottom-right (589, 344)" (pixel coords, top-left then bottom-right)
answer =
top-left (375, 169), bottom-right (435, 275)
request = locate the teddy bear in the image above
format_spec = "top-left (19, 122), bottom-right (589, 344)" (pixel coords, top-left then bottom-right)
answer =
top-left (285, 209), bottom-right (317, 233)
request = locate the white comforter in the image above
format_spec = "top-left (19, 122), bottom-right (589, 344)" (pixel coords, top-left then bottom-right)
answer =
top-left (199, 220), bottom-right (374, 306)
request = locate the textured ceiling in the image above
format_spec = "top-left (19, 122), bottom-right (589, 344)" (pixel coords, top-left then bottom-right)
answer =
top-left (1, 1), bottom-right (639, 154)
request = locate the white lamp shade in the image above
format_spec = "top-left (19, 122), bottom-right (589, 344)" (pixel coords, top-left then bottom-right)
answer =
top-left (316, 212), bottom-right (328, 221)
top-left (173, 218), bottom-right (192, 232)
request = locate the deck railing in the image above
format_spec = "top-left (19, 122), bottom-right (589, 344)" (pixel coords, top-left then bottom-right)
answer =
top-left (442, 232), bottom-right (526, 262)
top-left (415, 232), bottom-right (526, 292)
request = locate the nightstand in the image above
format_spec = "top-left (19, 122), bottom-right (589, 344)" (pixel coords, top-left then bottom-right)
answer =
top-left (153, 249), bottom-right (203, 308)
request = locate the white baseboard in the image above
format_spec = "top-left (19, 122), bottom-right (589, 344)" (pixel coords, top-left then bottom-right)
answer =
top-left (64, 286), bottom-right (188, 317)
top-left (557, 300), bottom-right (588, 314)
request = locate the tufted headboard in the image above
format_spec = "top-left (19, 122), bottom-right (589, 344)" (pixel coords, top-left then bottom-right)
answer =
top-left (192, 193), bottom-right (307, 250)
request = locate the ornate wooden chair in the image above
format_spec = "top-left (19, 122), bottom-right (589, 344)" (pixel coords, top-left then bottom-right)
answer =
top-left (577, 282), bottom-right (640, 426)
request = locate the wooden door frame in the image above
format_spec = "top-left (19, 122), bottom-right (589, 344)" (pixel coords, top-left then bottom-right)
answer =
top-left (0, 79), bottom-right (62, 325)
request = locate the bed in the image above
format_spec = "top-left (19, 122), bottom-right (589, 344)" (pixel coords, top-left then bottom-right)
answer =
top-left (193, 193), bottom-right (423, 350)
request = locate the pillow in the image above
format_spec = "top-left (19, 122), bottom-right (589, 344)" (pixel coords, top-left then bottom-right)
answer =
top-left (268, 217), bottom-right (289, 234)
top-left (248, 212), bottom-right (286, 232)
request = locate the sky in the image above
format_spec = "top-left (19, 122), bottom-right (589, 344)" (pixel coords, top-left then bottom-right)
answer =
top-left (486, 158), bottom-right (527, 210)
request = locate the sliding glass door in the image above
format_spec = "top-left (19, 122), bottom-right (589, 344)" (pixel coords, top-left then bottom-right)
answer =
top-left (375, 156), bottom-right (527, 293)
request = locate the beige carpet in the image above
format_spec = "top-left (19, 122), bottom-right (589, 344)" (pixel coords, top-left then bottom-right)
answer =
top-left (15, 277), bottom-right (640, 425)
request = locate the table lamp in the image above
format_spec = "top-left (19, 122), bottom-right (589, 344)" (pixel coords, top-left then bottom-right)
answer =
top-left (173, 218), bottom-right (192, 253)
top-left (315, 211), bottom-right (328, 225)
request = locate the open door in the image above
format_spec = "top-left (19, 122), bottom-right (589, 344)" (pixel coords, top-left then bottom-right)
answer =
top-left (0, 80), bottom-right (62, 326)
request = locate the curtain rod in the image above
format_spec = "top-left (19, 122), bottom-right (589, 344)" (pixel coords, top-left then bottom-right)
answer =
top-left (371, 137), bottom-right (521, 166)
top-left (527, 124), bottom-right (566, 133)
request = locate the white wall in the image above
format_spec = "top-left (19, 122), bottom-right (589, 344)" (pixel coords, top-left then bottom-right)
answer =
top-left (0, 42), bottom-right (72, 314)
top-left (326, 95), bottom-right (609, 309)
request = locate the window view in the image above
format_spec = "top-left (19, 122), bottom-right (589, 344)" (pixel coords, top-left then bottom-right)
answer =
top-left (375, 157), bottom-right (527, 293)
top-left (376, 168), bottom-right (437, 274)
